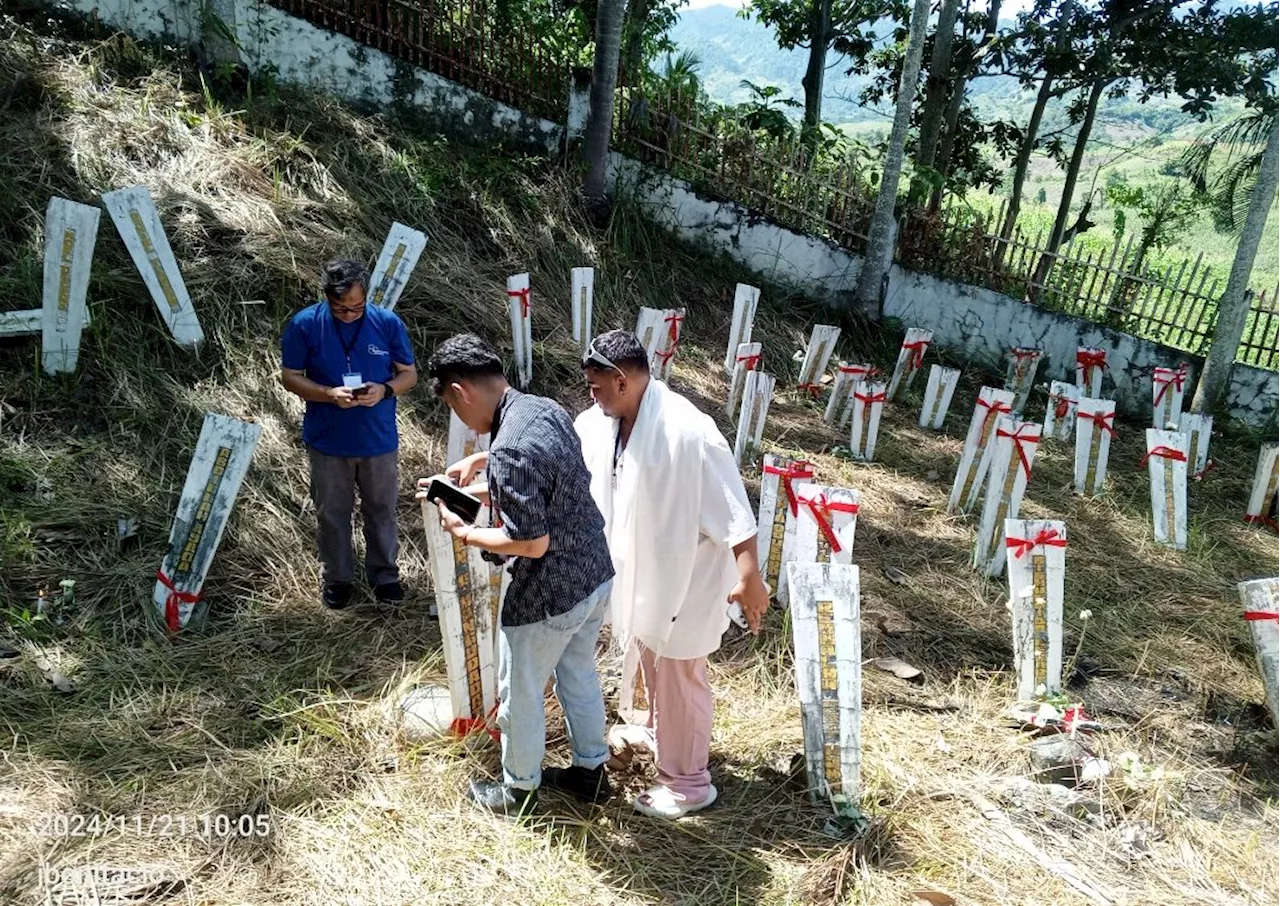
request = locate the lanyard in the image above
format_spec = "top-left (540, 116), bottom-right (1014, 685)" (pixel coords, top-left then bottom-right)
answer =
top-left (335, 314), bottom-right (366, 371)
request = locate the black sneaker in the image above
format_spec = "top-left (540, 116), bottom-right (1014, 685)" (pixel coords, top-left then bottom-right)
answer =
top-left (373, 581), bottom-right (405, 605)
top-left (322, 583), bottom-right (354, 610)
top-left (467, 779), bottom-right (537, 818)
top-left (542, 765), bottom-right (613, 804)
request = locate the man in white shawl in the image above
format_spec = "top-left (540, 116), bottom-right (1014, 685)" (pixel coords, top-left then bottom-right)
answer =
top-left (576, 329), bottom-right (770, 819)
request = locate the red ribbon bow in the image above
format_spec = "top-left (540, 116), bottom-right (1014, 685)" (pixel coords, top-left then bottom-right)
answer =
top-left (1076, 349), bottom-right (1107, 373)
top-left (902, 339), bottom-right (929, 370)
top-left (450, 701), bottom-right (502, 742)
top-left (763, 460), bottom-right (816, 516)
top-left (855, 388), bottom-right (887, 405)
top-left (1244, 610), bottom-right (1279, 621)
top-left (996, 424), bottom-right (1039, 480)
top-left (976, 395), bottom-right (1013, 435)
top-left (1005, 528), bottom-right (1067, 559)
top-left (1142, 445), bottom-right (1187, 467)
top-left (1079, 408), bottom-right (1115, 436)
top-left (505, 286), bottom-right (531, 317)
top-left (1244, 514), bottom-right (1280, 531)
top-left (655, 312), bottom-right (684, 366)
top-left (736, 351), bottom-right (762, 371)
top-left (1052, 395), bottom-right (1071, 420)
top-left (799, 493), bottom-right (859, 553)
top-left (1152, 367), bottom-right (1187, 406)
top-left (840, 364), bottom-right (873, 379)
top-left (156, 568), bottom-right (202, 634)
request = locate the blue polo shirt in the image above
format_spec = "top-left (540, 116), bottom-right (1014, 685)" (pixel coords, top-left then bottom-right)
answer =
top-left (281, 301), bottom-right (415, 458)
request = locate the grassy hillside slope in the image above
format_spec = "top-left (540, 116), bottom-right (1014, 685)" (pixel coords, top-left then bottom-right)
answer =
top-left (0, 12), bottom-right (1276, 906)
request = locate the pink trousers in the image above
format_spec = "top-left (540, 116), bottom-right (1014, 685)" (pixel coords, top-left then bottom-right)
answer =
top-left (640, 644), bottom-right (714, 802)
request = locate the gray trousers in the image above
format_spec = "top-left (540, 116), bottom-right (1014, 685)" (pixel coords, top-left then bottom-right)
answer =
top-left (307, 447), bottom-right (400, 586)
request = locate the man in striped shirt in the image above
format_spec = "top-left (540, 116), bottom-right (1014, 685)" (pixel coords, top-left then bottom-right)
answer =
top-left (423, 333), bottom-right (616, 818)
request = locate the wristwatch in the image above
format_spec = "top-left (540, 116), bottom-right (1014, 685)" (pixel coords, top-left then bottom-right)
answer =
top-left (381, 381), bottom-right (395, 399)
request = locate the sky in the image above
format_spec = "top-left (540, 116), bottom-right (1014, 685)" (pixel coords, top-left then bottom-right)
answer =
top-left (682, 0), bottom-right (1040, 12)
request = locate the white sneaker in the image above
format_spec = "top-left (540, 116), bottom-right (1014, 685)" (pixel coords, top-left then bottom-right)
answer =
top-left (632, 783), bottom-right (718, 819)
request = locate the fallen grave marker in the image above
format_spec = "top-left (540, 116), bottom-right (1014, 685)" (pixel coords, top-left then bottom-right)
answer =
top-left (153, 413), bottom-right (262, 632)
top-left (41, 197), bottom-right (100, 375)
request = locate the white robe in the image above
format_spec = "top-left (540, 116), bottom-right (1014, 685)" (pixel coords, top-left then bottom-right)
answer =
top-left (575, 380), bottom-right (757, 662)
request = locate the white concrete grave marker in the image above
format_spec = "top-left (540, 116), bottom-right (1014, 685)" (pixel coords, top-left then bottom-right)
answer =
top-left (1005, 347), bottom-right (1043, 414)
top-left (1245, 444), bottom-right (1279, 529)
top-left (793, 484), bottom-right (861, 569)
top-left (848, 380), bottom-right (887, 462)
top-left (918, 365), bottom-right (960, 430)
top-left (948, 387), bottom-right (1014, 514)
top-left (41, 197), bottom-right (100, 375)
top-left (1178, 412), bottom-right (1213, 480)
top-left (887, 328), bottom-right (932, 401)
top-left (733, 369), bottom-right (775, 467)
top-left (757, 456), bottom-right (816, 600)
top-left (1074, 397), bottom-right (1116, 497)
top-left (1144, 428), bottom-right (1189, 550)
top-left (1004, 519), bottom-right (1067, 701)
top-left (636, 306), bottom-right (665, 366)
top-left (368, 221), bottom-right (427, 311)
top-left (797, 325), bottom-right (841, 396)
top-left (1042, 381), bottom-right (1081, 443)
top-left (973, 417), bottom-right (1040, 577)
top-left (788, 561), bottom-right (862, 821)
top-left (506, 273), bottom-right (533, 388)
top-left (102, 185), bottom-right (204, 348)
top-left (447, 410), bottom-right (490, 467)
top-left (1151, 364), bottom-right (1188, 428)
top-left (1076, 347), bottom-right (1107, 398)
top-left (724, 283), bottom-right (760, 374)
top-left (421, 495), bottom-right (503, 739)
top-left (725, 341), bottom-right (763, 419)
top-left (153, 413), bottom-right (262, 632)
top-left (1239, 577), bottom-right (1279, 722)
top-left (0, 310), bottom-right (43, 337)
top-left (571, 266), bottom-right (594, 353)
top-left (825, 363), bottom-right (873, 428)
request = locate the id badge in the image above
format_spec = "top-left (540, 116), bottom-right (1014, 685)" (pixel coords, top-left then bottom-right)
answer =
top-left (342, 373), bottom-right (364, 389)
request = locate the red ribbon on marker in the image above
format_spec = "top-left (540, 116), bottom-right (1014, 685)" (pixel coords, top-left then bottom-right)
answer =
top-left (854, 389), bottom-right (887, 405)
top-left (799, 493), bottom-right (859, 553)
top-left (155, 568), bottom-right (202, 634)
top-left (450, 701), bottom-right (502, 742)
top-left (1077, 348), bottom-right (1107, 374)
top-left (1152, 366), bottom-right (1187, 406)
top-left (996, 424), bottom-right (1039, 480)
top-left (655, 311), bottom-right (684, 368)
top-left (736, 351), bottom-right (762, 371)
top-left (505, 286), bottom-right (531, 317)
top-left (1005, 527), bottom-right (1067, 559)
top-left (1079, 408), bottom-right (1116, 436)
top-left (902, 339), bottom-right (929, 370)
top-left (1141, 445), bottom-right (1187, 467)
top-left (1244, 610), bottom-right (1278, 621)
top-left (1052, 395), bottom-right (1071, 420)
top-left (763, 460), bottom-right (816, 516)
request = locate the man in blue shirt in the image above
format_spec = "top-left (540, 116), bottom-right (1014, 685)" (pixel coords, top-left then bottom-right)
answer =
top-left (280, 259), bottom-right (418, 609)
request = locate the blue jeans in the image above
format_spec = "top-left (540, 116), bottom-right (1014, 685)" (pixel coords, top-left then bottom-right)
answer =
top-left (497, 580), bottom-right (612, 790)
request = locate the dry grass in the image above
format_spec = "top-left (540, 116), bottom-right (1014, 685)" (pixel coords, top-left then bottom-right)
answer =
top-left (0, 11), bottom-right (1276, 906)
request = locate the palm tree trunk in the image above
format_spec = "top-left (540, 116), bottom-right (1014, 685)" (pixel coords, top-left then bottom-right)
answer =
top-left (801, 0), bottom-right (832, 144)
top-left (1027, 76), bottom-right (1104, 303)
top-left (913, 0), bottom-right (963, 196)
top-left (582, 0), bottom-right (627, 202)
top-left (853, 0), bottom-right (932, 315)
top-left (993, 72), bottom-right (1054, 269)
top-left (623, 0), bottom-right (649, 86)
top-left (1192, 119), bottom-right (1279, 413)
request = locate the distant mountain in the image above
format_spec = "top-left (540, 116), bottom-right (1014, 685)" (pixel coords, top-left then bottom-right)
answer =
top-left (666, 5), bottom-right (1234, 138)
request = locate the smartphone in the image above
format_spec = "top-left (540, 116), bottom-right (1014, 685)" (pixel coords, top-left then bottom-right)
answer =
top-left (424, 478), bottom-right (483, 525)
top-left (351, 384), bottom-right (370, 397)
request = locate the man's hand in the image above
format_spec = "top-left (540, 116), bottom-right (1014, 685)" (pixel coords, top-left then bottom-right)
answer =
top-left (355, 382), bottom-right (386, 407)
top-left (434, 499), bottom-right (470, 541)
top-left (728, 571), bottom-right (770, 634)
top-left (446, 451), bottom-right (489, 487)
top-left (327, 386), bottom-right (358, 409)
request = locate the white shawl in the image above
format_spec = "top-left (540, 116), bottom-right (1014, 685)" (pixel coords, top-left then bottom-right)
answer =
top-left (575, 379), bottom-right (705, 655)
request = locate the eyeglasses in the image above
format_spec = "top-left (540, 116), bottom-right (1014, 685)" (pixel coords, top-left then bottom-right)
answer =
top-left (328, 301), bottom-right (366, 315)
top-left (582, 340), bottom-right (624, 376)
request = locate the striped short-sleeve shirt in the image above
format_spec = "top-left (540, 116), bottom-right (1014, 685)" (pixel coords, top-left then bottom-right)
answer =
top-left (487, 389), bottom-right (615, 627)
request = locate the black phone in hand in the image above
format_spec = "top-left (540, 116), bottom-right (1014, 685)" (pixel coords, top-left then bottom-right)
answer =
top-left (425, 478), bottom-right (483, 525)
